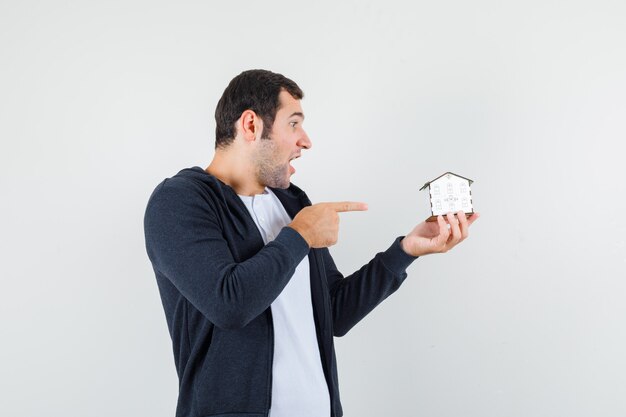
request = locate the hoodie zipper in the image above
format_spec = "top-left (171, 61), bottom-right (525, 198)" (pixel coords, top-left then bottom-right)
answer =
top-left (313, 250), bottom-right (336, 417)
top-left (266, 307), bottom-right (274, 415)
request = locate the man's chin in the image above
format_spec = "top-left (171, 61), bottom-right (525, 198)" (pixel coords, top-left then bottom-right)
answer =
top-left (274, 178), bottom-right (291, 189)
top-left (263, 176), bottom-right (290, 189)
top-left (258, 166), bottom-right (291, 189)
top-left (274, 169), bottom-right (292, 189)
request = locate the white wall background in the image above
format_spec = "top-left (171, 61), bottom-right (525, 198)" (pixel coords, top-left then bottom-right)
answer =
top-left (1, 1), bottom-right (625, 416)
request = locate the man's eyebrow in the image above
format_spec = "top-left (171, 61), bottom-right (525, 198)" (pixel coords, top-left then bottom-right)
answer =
top-left (289, 112), bottom-right (305, 119)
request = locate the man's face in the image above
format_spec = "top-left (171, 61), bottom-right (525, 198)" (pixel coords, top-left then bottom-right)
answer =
top-left (253, 90), bottom-right (312, 189)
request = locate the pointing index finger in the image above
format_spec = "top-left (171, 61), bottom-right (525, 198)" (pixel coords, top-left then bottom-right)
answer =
top-left (328, 201), bottom-right (369, 212)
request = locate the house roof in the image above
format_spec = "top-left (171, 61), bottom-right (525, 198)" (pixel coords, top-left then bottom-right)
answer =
top-left (419, 172), bottom-right (474, 191)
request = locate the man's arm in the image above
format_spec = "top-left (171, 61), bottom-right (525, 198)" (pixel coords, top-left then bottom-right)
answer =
top-left (322, 238), bottom-right (417, 336)
top-left (322, 211), bottom-right (480, 336)
top-left (143, 180), bottom-right (309, 330)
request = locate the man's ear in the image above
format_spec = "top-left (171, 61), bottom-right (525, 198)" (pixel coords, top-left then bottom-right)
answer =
top-left (239, 110), bottom-right (263, 142)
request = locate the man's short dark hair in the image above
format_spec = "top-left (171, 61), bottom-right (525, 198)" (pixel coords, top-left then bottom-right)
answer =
top-left (214, 69), bottom-right (304, 149)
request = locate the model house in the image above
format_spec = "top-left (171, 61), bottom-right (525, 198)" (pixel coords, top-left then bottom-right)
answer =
top-left (420, 172), bottom-right (474, 221)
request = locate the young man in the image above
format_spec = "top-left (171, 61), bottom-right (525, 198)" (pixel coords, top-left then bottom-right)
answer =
top-left (144, 69), bottom-right (479, 417)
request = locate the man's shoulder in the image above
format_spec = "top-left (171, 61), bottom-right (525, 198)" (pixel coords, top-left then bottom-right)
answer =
top-left (146, 166), bottom-right (224, 213)
top-left (151, 166), bottom-right (223, 194)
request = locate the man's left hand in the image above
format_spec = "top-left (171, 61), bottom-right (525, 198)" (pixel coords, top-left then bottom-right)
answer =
top-left (400, 211), bottom-right (480, 257)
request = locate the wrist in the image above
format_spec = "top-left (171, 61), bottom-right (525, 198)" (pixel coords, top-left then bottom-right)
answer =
top-left (288, 224), bottom-right (311, 248)
top-left (400, 236), bottom-right (424, 257)
top-left (400, 237), bottom-right (411, 255)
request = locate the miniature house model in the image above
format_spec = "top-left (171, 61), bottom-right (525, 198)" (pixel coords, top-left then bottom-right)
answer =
top-left (420, 172), bottom-right (474, 222)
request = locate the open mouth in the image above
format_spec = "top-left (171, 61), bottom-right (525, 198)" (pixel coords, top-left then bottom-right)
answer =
top-left (289, 155), bottom-right (300, 174)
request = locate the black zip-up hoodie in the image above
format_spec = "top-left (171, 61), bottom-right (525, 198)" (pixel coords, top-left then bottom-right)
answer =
top-left (143, 167), bottom-right (418, 417)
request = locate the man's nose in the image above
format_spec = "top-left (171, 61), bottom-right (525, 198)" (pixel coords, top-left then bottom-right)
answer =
top-left (298, 131), bottom-right (312, 149)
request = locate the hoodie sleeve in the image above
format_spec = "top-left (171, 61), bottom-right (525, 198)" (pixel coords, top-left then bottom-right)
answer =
top-left (323, 238), bottom-right (418, 337)
top-left (144, 179), bottom-right (310, 330)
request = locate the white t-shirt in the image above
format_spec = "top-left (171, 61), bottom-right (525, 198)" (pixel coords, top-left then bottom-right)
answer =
top-left (238, 188), bottom-right (330, 417)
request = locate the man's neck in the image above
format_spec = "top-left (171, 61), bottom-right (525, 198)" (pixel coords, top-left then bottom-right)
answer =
top-left (205, 151), bottom-right (264, 196)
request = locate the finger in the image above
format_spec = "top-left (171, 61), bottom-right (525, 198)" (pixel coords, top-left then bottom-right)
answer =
top-left (466, 212), bottom-right (480, 226)
top-left (446, 212), bottom-right (462, 245)
top-left (327, 201), bottom-right (369, 212)
top-left (457, 211), bottom-right (469, 240)
top-left (435, 214), bottom-right (450, 248)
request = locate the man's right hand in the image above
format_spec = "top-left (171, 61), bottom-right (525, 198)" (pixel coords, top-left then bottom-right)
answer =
top-left (288, 202), bottom-right (368, 248)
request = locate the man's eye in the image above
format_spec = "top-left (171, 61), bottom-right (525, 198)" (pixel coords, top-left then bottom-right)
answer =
top-left (289, 121), bottom-right (297, 128)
